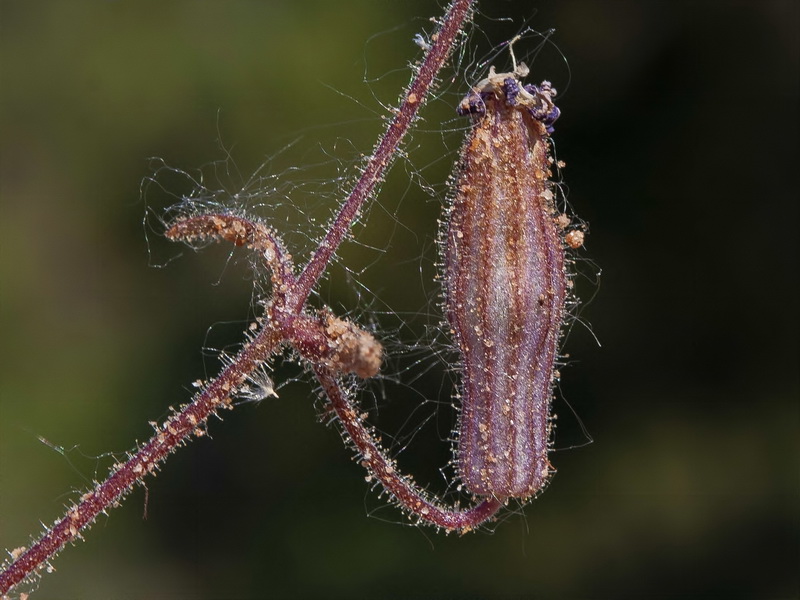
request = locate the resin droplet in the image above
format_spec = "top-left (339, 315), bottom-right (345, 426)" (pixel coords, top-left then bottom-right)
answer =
top-left (445, 67), bottom-right (566, 499)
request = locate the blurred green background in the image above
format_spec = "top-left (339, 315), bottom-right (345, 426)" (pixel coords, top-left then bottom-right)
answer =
top-left (1, 1), bottom-right (797, 598)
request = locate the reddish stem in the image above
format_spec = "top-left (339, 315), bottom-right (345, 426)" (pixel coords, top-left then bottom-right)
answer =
top-left (165, 213), bottom-right (296, 290)
top-left (1, 1), bottom-right (476, 593)
top-left (0, 326), bottom-right (283, 594)
top-left (289, 0), bottom-right (474, 311)
top-left (314, 366), bottom-right (503, 531)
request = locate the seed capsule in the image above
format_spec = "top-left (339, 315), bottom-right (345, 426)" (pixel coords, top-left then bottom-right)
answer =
top-left (445, 65), bottom-right (566, 499)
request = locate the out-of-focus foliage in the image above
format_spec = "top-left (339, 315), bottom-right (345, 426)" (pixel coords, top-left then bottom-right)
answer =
top-left (1, 1), bottom-right (797, 598)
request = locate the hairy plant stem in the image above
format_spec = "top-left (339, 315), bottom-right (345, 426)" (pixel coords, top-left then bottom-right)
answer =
top-left (315, 367), bottom-right (502, 531)
top-left (0, 0), bottom-right (477, 594)
top-left (0, 327), bottom-right (284, 594)
top-left (290, 0), bottom-right (474, 311)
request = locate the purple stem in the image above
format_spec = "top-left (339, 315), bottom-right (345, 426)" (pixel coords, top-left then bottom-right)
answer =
top-left (0, 326), bottom-right (283, 594)
top-left (289, 0), bottom-right (475, 312)
top-left (314, 367), bottom-right (502, 531)
top-left (1, 1), bottom-right (476, 593)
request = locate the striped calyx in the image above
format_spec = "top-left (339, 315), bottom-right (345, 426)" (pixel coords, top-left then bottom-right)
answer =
top-left (445, 67), bottom-right (566, 499)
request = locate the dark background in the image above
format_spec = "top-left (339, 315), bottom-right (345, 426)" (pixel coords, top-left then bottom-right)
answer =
top-left (1, 1), bottom-right (797, 598)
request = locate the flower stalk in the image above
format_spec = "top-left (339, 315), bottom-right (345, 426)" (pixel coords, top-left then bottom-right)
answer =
top-left (0, 0), bottom-right (476, 594)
